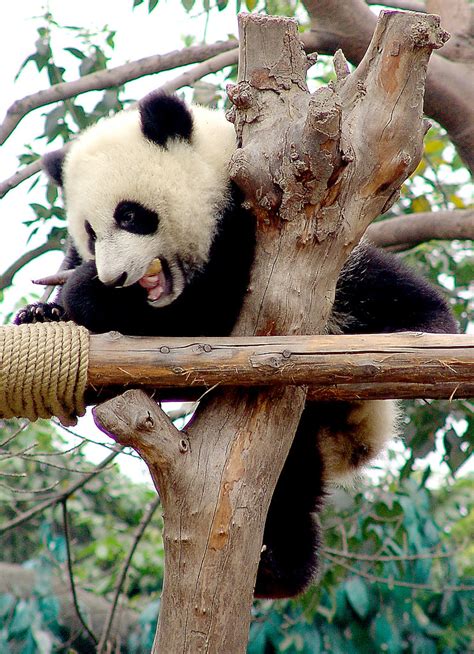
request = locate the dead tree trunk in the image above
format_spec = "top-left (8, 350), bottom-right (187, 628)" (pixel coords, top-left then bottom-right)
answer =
top-left (93, 11), bottom-right (447, 654)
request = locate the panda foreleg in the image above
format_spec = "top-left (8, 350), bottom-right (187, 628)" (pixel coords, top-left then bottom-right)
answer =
top-left (13, 241), bottom-right (83, 326)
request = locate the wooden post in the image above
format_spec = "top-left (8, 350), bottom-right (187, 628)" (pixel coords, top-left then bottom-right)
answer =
top-left (93, 11), bottom-right (448, 653)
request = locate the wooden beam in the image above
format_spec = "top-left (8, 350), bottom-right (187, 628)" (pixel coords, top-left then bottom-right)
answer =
top-left (88, 332), bottom-right (474, 400)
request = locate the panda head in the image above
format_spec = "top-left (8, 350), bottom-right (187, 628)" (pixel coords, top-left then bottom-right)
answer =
top-left (43, 93), bottom-right (236, 307)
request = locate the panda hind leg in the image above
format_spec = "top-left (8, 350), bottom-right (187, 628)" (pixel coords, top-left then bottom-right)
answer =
top-left (255, 511), bottom-right (321, 599)
top-left (315, 399), bottom-right (400, 485)
top-left (254, 407), bottom-right (326, 599)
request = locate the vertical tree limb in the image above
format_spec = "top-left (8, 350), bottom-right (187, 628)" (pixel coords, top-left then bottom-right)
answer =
top-left (302, 0), bottom-right (474, 174)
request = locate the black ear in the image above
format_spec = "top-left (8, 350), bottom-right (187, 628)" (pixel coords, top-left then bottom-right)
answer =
top-left (42, 149), bottom-right (66, 186)
top-left (139, 92), bottom-right (193, 147)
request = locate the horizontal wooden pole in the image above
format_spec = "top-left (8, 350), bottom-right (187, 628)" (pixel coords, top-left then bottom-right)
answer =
top-left (88, 332), bottom-right (474, 401)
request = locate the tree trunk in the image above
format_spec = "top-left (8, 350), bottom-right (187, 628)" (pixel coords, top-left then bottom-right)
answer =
top-left (93, 10), bottom-right (446, 654)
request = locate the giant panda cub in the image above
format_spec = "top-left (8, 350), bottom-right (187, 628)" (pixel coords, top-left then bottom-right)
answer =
top-left (15, 93), bottom-right (457, 599)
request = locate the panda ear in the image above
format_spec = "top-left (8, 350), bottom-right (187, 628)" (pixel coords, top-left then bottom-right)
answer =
top-left (139, 92), bottom-right (193, 147)
top-left (42, 149), bottom-right (66, 186)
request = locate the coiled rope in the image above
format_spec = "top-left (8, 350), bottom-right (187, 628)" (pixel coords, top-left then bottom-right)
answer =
top-left (0, 322), bottom-right (89, 424)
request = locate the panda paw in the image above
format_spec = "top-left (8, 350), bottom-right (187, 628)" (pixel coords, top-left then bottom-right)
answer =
top-left (14, 302), bottom-right (65, 325)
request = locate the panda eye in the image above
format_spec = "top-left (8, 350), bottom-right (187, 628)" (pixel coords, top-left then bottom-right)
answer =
top-left (84, 221), bottom-right (97, 255)
top-left (114, 200), bottom-right (159, 235)
top-left (85, 221), bottom-right (96, 241)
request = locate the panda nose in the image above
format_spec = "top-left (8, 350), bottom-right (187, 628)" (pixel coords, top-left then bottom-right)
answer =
top-left (104, 272), bottom-right (128, 287)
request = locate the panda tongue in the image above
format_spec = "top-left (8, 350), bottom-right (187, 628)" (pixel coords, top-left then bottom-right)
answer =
top-left (139, 273), bottom-right (164, 301)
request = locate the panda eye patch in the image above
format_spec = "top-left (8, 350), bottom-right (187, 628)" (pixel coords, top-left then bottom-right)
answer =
top-left (84, 221), bottom-right (96, 254)
top-left (114, 200), bottom-right (159, 235)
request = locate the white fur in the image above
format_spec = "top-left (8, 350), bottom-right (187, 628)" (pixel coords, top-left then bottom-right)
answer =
top-left (319, 400), bottom-right (400, 485)
top-left (62, 105), bottom-right (236, 291)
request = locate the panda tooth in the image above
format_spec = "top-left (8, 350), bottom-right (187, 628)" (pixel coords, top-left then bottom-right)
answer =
top-left (146, 258), bottom-right (162, 276)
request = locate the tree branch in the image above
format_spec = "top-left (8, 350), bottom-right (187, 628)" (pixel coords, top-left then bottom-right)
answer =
top-left (0, 448), bottom-right (122, 534)
top-left (85, 332), bottom-right (474, 401)
top-left (97, 496), bottom-right (161, 654)
top-left (0, 160), bottom-right (42, 199)
top-left (302, 0), bottom-right (474, 174)
top-left (323, 551), bottom-right (474, 592)
top-left (0, 50), bottom-right (239, 201)
top-left (367, 0), bottom-right (426, 11)
top-left (61, 499), bottom-right (98, 646)
top-left (0, 233), bottom-right (63, 291)
top-left (366, 209), bottom-right (474, 248)
top-left (160, 48), bottom-right (238, 95)
top-left (426, 0), bottom-right (474, 62)
top-left (58, 11), bottom-right (444, 651)
top-left (0, 40), bottom-right (237, 145)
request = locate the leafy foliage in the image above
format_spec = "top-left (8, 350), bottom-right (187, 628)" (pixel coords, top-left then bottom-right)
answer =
top-left (243, 475), bottom-right (474, 654)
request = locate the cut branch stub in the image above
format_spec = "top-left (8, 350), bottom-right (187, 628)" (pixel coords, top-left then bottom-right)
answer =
top-left (93, 389), bottom-right (189, 503)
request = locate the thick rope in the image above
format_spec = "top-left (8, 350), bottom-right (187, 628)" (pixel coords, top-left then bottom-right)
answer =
top-left (0, 322), bottom-right (89, 424)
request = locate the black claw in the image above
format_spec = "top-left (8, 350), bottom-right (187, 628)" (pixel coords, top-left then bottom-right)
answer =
top-left (14, 302), bottom-right (65, 325)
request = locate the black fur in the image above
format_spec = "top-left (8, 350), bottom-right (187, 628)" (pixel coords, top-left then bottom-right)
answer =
top-left (114, 200), bottom-right (159, 235)
top-left (333, 245), bottom-right (458, 335)
top-left (42, 150), bottom-right (66, 186)
top-left (139, 92), bottom-right (193, 147)
top-left (256, 404), bottom-right (324, 598)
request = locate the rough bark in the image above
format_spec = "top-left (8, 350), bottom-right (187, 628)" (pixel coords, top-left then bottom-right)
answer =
top-left (93, 11), bottom-right (444, 654)
top-left (86, 333), bottom-right (474, 400)
top-left (302, 0), bottom-right (474, 174)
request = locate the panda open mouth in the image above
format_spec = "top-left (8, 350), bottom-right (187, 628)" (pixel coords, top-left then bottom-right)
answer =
top-left (138, 258), bottom-right (173, 303)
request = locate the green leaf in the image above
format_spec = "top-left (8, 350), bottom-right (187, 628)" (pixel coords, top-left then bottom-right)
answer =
top-left (412, 633), bottom-right (437, 654)
top-left (374, 500), bottom-right (403, 520)
top-left (9, 600), bottom-right (34, 636)
top-left (38, 596), bottom-right (59, 625)
top-left (46, 183), bottom-right (58, 206)
top-left (32, 626), bottom-right (54, 654)
top-left (444, 427), bottom-right (468, 473)
top-left (182, 0), bottom-right (196, 10)
top-left (29, 203), bottom-right (51, 220)
top-left (217, 0), bottom-right (229, 9)
top-left (248, 621), bottom-right (267, 654)
top-left (344, 577), bottom-right (370, 619)
top-left (64, 47), bottom-right (86, 60)
top-left (148, 0), bottom-right (159, 11)
top-left (411, 196), bottom-right (431, 213)
top-left (133, 0), bottom-right (145, 6)
top-left (300, 625), bottom-right (321, 654)
top-left (0, 594), bottom-right (15, 619)
top-left (245, 0), bottom-right (258, 9)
